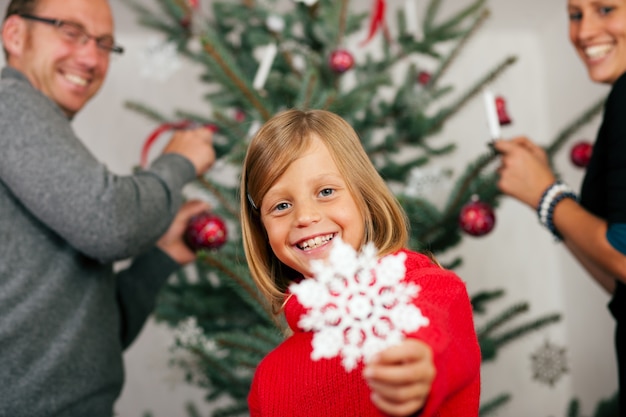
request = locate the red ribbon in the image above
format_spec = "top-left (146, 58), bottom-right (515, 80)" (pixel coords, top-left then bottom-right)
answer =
top-left (360, 0), bottom-right (387, 46)
top-left (140, 121), bottom-right (217, 168)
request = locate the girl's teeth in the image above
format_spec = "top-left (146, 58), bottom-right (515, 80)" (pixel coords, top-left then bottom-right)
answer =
top-left (299, 234), bottom-right (333, 250)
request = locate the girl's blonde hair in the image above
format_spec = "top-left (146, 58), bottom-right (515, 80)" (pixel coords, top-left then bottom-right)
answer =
top-left (240, 109), bottom-right (409, 313)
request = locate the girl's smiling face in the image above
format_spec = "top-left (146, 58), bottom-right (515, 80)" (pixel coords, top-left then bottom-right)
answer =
top-left (568, 0), bottom-right (626, 84)
top-left (259, 134), bottom-right (365, 278)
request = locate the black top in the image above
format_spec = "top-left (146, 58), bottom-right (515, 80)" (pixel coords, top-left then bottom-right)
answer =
top-left (580, 70), bottom-right (626, 411)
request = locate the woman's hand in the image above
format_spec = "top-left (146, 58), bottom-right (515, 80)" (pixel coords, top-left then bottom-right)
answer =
top-left (494, 136), bottom-right (556, 208)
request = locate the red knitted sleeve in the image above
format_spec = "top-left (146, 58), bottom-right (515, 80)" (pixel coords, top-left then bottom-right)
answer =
top-left (402, 251), bottom-right (481, 417)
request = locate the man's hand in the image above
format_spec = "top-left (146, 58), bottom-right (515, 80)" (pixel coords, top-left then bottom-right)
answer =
top-left (157, 200), bottom-right (211, 264)
top-left (162, 126), bottom-right (216, 176)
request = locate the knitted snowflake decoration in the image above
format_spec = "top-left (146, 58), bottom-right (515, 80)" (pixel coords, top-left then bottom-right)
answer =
top-left (289, 238), bottom-right (430, 372)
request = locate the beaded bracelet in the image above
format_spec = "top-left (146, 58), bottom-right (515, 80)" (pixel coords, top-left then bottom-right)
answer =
top-left (536, 181), bottom-right (578, 241)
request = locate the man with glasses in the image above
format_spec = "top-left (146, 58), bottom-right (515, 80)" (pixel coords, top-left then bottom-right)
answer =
top-left (0, 0), bottom-right (216, 416)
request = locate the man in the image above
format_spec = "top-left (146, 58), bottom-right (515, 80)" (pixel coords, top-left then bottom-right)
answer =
top-left (0, 0), bottom-right (216, 415)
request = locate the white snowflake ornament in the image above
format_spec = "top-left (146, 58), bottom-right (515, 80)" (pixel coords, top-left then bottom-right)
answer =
top-left (289, 238), bottom-right (430, 372)
top-left (139, 38), bottom-right (182, 82)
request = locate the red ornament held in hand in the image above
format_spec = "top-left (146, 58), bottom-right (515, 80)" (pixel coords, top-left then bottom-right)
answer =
top-left (329, 49), bottom-right (355, 74)
top-left (184, 211), bottom-right (228, 251)
top-left (570, 141), bottom-right (593, 168)
top-left (495, 95), bottom-right (512, 126)
top-left (459, 198), bottom-right (496, 237)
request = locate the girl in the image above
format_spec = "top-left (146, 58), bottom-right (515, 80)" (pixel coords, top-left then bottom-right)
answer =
top-left (241, 109), bottom-right (480, 417)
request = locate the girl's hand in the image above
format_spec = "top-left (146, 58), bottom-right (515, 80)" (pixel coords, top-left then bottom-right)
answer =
top-left (363, 339), bottom-right (435, 417)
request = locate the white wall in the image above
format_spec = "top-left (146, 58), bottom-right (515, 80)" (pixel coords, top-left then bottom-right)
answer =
top-left (0, 0), bottom-right (618, 416)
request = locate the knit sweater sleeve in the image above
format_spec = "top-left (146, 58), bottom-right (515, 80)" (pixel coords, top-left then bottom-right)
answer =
top-left (115, 247), bottom-right (180, 349)
top-left (403, 252), bottom-right (481, 417)
top-left (0, 69), bottom-right (196, 263)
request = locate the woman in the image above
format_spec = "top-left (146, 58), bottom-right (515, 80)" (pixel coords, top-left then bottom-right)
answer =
top-left (494, 0), bottom-right (626, 411)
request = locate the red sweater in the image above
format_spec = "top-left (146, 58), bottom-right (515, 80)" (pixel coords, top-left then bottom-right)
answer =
top-left (248, 250), bottom-right (481, 416)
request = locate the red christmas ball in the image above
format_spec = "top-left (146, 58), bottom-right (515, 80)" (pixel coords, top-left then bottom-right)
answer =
top-left (329, 49), bottom-right (354, 74)
top-left (570, 141), bottom-right (593, 168)
top-left (459, 200), bottom-right (496, 237)
top-left (184, 211), bottom-right (228, 251)
top-left (417, 71), bottom-right (431, 86)
top-left (495, 96), bottom-right (512, 126)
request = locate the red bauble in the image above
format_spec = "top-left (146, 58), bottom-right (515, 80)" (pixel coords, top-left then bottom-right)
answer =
top-left (495, 95), bottom-right (512, 126)
top-left (459, 199), bottom-right (496, 237)
top-left (570, 141), bottom-right (593, 168)
top-left (184, 211), bottom-right (228, 251)
top-left (417, 71), bottom-right (431, 86)
top-left (180, 15), bottom-right (191, 29)
top-left (329, 49), bottom-right (355, 74)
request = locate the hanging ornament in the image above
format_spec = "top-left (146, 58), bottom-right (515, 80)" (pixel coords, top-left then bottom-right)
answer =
top-left (184, 211), bottom-right (228, 251)
top-left (495, 95), bottom-right (512, 126)
top-left (361, 0), bottom-right (387, 45)
top-left (234, 109), bottom-right (246, 123)
top-left (417, 71), bottom-right (431, 86)
top-left (570, 140), bottom-right (593, 168)
top-left (329, 49), bottom-right (354, 74)
top-left (253, 43), bottom-right (278, 90)
top-left (530, 339), bottom-right (568, 387)
top-left (177, 0), bottom-right (199, 29)
top-left (139, 38), bottom-right (183, 82)
top-left (294, 0), bottom-right (319, 5)
top-left (140, 121), bottom-right (218, 168)
top-left (266, 15), bottom-right (285, 34)
top-left (404, 166), bottom-right (451, 197)
top-left (403, 0), bottom-right (422, 40)
top-left (483, 90), bottom-right (501, 140)
top-left (459, 197), bottom-right (496, 237)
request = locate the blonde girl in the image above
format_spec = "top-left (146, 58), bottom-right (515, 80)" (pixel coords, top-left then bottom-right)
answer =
top-left (241, 109), bottom-right (480, 417)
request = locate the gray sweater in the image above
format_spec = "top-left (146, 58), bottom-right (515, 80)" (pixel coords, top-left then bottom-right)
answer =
top-left (0, 67), bottom-right (196, 417)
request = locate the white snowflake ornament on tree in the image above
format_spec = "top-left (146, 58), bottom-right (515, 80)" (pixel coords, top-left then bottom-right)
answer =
top-left (289, 238), bottom-right (430, 372)
top-left (139, 38), bottom-right (182, 82)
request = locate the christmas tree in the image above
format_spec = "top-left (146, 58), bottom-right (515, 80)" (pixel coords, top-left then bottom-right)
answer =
top-left (123, 0), bottom-right (606, 415)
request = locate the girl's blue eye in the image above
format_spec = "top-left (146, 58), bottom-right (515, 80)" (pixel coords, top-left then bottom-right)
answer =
top-left (275, 202), bottom-right (290, 211)
top-left (320, 188), bottom-right (334, 197)
top-left (600, 6), bottom-right (614, 15)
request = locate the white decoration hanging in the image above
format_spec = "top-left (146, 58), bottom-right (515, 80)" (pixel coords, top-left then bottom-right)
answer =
top-left (289, 238), bottom-right (429, 372)
top-left (266, 14), bottom-right (285, 33)
top-left (294, 0), bottom-right (319, 6)
top-left (139, 38), bottom-right (182, 82)
top-left (483, 89), bottom-right (501, 140)
top-left (404, 166), bottom-right (451, 197)
top-left (253, 43), bottom-right (278, 90)
top-left (291, 54), bottom-right (306, 73)
top-left (404, 0), bottom-right (423, 40)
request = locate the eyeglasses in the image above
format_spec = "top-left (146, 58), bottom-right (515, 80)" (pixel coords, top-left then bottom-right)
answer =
top-left (19, 14), bottom-right (124, 55)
